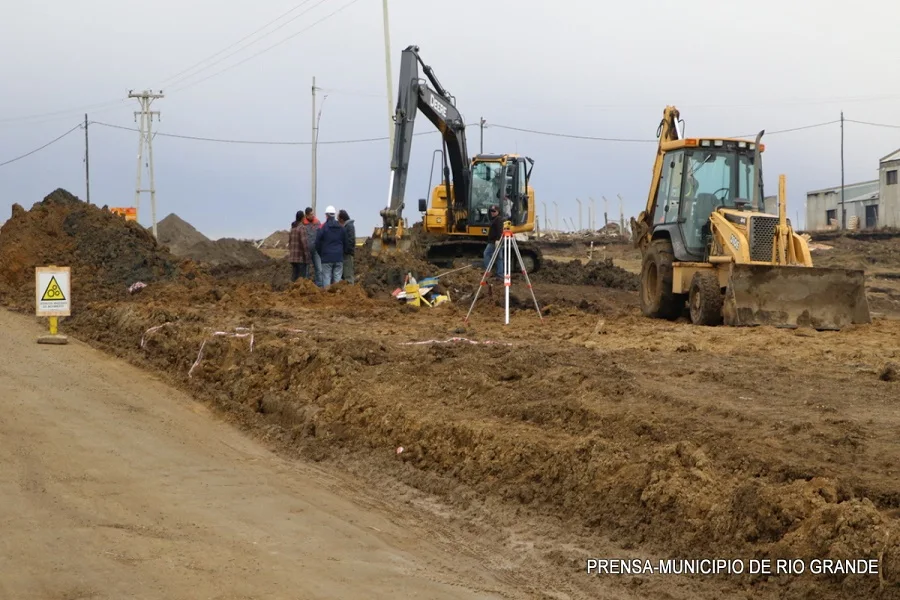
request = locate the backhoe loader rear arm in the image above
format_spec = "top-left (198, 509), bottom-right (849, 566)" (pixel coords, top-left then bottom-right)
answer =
top-left (631, 106), bottom-right (683, 251)
top-left (382, 45), bottom-right (471, 232)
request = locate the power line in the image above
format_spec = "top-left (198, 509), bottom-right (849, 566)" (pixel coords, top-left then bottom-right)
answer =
top-left (169, 0), bottom-right (363, 94)
top-left (486, 123), bottom-right (656, 143)
top-left (164, 0), bottom-right (336, 90)
top-left (91, 120), bottom-right (477, 145)
top-left (844, 118), bottom-right (900, 130)
top-left (0, 99), bottom-right (129, 126)
top-left (0, 123), bottom-right (83, 168)
top-left (89, 117), bottom-right (845, 148)
top-left (729, 119), bottom-right (841, 138)
top-left (487, 119), bottom-right (841, 143)
top-left (156, 0), bottom-right (320, 87)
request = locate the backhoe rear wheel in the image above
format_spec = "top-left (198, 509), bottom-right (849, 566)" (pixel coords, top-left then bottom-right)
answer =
top-left (640, 238), bottom-right (685, 320)
top-left (689, 271), bottom-right (724, 326)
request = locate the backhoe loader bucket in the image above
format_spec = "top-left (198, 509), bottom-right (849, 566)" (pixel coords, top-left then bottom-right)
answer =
top-left (723, 264), bottom-right (871, 331)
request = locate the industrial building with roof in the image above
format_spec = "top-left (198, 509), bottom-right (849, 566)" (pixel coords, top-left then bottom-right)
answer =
top-left (806, 148), bottom-right (900, 231)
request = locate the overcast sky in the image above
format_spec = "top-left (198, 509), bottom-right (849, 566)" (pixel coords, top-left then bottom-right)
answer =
top-left (2, 0), bottom-right (900, 239)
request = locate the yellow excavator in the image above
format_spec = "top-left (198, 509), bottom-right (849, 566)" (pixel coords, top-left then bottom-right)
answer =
top-left (631, 106), bottom-right (870, 330)
top-left (370, 45), bottom-right (542, 272)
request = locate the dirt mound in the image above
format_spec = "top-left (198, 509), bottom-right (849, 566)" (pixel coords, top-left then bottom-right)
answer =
top-left (535, 258), bottom-right (640, 289)
top-left (810, 233), bottom-right (900, 271)
top-left (207, 260), bottom-right (293, 291)
top-left (157, 213), bottom-right (210, 256)
top-left (355, 248), bottom-right (440, 295)
top-left (181, 238), bottom-right (271, 267)
top-left (0, 188), bottom-right (185, 310)
top-left (260, 229), bottom-right (289, 249)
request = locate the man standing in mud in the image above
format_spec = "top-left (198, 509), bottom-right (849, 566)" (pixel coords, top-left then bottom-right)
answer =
top-left (288, 210), bottom-right (312, 282)
top-left (483, 204), bottom-right (504, 279)
top-left (338, 209), bottom-right (356, 284)
top-left (302, 207), bottom-right (322, 286)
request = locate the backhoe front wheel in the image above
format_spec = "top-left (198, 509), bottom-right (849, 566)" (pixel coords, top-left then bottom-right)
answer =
top-left (640, 238), bottom-right (685, 320)
top-left (688, 271), bottom-right (724, 326)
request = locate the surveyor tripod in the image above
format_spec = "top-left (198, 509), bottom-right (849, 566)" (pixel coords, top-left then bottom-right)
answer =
top-left (465, 222), bottom-right (543, 325)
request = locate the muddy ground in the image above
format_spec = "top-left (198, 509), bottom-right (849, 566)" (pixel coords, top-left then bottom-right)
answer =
top-left (2, 190), bottom-right (900, 599)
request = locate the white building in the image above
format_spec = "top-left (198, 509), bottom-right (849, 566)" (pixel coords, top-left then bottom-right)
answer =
top-left (806, 147), bottom-right (900, 231)
top-left (880, 148), bottom-right (900, 229)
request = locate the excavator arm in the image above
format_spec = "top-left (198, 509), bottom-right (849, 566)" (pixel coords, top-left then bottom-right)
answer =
top-left (380, 45), bottom-right (471, 243)
top-left (631, 106), bottom-right (683, 252)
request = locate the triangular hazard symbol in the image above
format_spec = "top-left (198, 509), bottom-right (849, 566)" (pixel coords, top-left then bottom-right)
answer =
top-left (41, 276), bottom-right (66, 301)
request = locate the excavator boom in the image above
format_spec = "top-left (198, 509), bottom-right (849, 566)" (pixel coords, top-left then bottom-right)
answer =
top-left (372, 45), bottom-right (470, 254)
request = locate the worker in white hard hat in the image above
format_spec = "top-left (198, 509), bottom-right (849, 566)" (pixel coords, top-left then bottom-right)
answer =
top-left (314, 205), bottom-right (350, 286)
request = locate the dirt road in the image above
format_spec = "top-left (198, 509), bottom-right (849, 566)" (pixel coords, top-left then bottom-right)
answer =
top-left (0, 309), bottom-right (520, 600)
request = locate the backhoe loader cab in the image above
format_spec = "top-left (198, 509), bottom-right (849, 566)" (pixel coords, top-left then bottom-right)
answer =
top-left (632, 106), bottom-right (870, 330)
top-left (648, 138), bottom-right (765, 263)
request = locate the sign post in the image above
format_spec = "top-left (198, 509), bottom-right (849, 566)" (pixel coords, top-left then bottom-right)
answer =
top-left (35, 266), bottom-right (71, 345)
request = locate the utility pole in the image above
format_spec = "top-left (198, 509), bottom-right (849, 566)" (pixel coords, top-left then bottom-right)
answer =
top-left (840, 110), bottom-right (845, 229)
top-left (602, 196), bottom-right (609, 227)
top-left (553, 201), bottom-right (559, 232)
top-left (617, 194), bottom-right (625, 235)
top-left (129, 89), bottom-right (162, 238)
top-left (589, 197), bottom-right (596, 230)
top-left (83, 114), bottom-right (90, 204)
top-left (480, 117), bottom-right (485, 153)
top-left (576, 198), bottom-right (582, 231)
top-left (382, 0), bottom-right (394, 157)
top-left (311, 76), bottom-right (317, 214)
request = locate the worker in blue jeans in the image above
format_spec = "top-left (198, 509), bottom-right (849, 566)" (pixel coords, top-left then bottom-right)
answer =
top-left (483, 204), bottom-right (504, 278)
top-left (315, 205), bottom-right (351, 286)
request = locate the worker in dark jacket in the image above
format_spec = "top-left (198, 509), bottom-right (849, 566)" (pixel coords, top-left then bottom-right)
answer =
top-left (314, 205), bottom-right (348, 286)
top-left (483, 204), bottom-right (504, 278)
top-left (338, 209), bottom-right (356, 284)
top-left (288, 210), bottom-right (312, 281)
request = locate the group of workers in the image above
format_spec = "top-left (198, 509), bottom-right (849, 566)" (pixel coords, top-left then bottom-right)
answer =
top-left (289, 202), bottom-right (505, 288)
top-left (288, 205), bottom-right (356, 287)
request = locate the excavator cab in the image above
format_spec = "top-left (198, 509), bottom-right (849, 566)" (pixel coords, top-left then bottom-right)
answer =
top-left (423, 154), bottom-right (533, 233)
top-left (633, 106), bottom-right (870, 330)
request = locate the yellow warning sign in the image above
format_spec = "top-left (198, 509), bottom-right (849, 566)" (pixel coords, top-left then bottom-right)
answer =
top-left (35, 266), bottom-right (71, 317)
top-left (41, 276), bottom-right (66, 302)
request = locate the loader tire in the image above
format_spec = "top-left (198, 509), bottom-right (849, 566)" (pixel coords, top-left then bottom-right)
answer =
top-left (640, 238), bottom-right (685, 320)
top-left (689, 271), bottom-right (724, 326)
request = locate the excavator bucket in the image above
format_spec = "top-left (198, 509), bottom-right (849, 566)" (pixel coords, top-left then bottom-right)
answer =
top-left (723, 264), bottom-right (871, 331)
top-left (369, 227), bottom-right (412, 256)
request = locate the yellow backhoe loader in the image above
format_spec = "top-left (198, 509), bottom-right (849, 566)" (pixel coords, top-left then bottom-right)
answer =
top-left (630, 106), bottom-right (870, 330)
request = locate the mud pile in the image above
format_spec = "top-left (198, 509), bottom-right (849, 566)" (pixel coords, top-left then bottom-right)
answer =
top-left (181, 238), bottom-right (272, 267)
top-left (157, 213), bottom-right (210, 256)
top-left (68, 292), bottom-right (900, 599)
top-left (355, 248), bottom-right (441, 295)
top-left (810, 232), bottom-right (900, 271)
top-left (260, 229), bottom-right (289, 249)
top-left (0, 189), bottom-right (186, 310)
top-left (207, 260), bottom-right (293, 291)
top-left (535, 258), bottom-right (640, 289)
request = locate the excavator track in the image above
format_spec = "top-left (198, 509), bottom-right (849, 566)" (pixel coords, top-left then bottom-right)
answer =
top-left (423, 239), bottom-right (543, 273)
